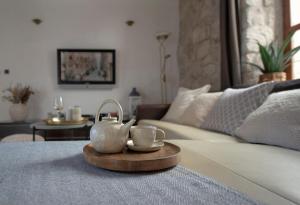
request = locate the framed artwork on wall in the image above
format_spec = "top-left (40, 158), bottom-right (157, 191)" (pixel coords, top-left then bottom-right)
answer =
top-left (57, 49), bottom-right (116, 84)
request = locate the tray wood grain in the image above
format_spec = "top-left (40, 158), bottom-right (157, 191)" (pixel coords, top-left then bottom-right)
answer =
top-left (83, 142), bottom-right (181, 172)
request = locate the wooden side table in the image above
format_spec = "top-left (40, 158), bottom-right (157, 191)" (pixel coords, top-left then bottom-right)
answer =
top-left (30, 121), bottom-right (94, 141)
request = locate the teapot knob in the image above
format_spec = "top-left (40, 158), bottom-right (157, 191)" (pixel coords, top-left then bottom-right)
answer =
top-left (95, 99), bottom-right (123, 124)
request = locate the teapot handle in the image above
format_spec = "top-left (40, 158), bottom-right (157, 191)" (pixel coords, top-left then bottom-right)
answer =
top-left (95, 99), bottom-right (123, 124)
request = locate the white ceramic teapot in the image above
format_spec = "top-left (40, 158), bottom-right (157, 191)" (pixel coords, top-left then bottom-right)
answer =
top-left (90, 99), bottom-right (135, 153)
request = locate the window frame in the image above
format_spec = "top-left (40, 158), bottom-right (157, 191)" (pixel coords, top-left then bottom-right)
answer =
top-left (283, 0), bottom-right (300, 79)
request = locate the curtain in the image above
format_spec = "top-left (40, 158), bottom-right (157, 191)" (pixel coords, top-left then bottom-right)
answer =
top-left (220, 0), bottom-right (242, 89)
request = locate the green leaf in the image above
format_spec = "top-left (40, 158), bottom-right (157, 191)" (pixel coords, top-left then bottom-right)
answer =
top-left (258, 43), bottom-right (272, 72)
top-left (249, 30), bottom-right (300, 73)
top-left (280, 30), bottom-right (295, 52)
top-left (244, 62), bottom-right (265, 72)
top-left (281, 45), bottom-right (300, 71)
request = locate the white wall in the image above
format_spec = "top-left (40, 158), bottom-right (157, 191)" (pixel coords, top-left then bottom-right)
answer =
top-left (0, 0), bottom-right (179, 121)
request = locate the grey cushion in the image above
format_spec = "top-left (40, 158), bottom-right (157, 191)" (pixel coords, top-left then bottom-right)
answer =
top-left (235, 89), bottom-right (300, 151)
top-left (201, 83), bottom-right (274, 135)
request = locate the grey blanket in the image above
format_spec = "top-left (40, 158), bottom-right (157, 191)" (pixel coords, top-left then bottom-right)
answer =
top-left (0, 141), bottom-right (262, 205)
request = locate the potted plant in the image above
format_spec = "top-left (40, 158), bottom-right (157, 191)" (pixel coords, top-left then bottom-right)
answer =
top-left (248, 30), bottom-right (300, 83)
top-left (2, 84), bottom-right (34, 122)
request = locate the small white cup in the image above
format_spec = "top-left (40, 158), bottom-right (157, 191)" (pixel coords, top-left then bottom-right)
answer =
top-left (130, 125), bottom-right (165, 147)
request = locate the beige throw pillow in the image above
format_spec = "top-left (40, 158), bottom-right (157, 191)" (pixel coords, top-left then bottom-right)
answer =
top-left (180, 92), bottom-right (223, 127)
top-left (161, 85), bottom-right (211, 123)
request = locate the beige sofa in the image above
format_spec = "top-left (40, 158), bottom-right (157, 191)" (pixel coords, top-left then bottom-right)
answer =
top-left (139, 119), bottom-right (300, 205)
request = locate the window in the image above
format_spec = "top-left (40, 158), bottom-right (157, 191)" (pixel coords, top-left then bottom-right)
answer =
top-left (283, 0), bottom-right (300, 79)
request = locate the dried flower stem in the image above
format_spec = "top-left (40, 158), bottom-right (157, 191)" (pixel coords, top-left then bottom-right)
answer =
top-left (2, 84), bottom-right (34, 104)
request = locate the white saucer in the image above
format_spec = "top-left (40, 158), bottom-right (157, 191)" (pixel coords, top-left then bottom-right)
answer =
top-left (127, 140), bottom-right (164, 152)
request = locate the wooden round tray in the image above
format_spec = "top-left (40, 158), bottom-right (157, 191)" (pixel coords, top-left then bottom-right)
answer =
top-left (83, 142), bottom-right (181, 172)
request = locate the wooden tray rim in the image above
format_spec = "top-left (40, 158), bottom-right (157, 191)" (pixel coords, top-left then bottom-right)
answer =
top-left (83, 142), bottom-right (181, 172)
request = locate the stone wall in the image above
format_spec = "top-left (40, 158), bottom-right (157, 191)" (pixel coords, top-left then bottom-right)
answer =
top-left (178, 0), bottom-right (221, 91)
top-left (178, 0), bottom-right (283, 89)
top-left (240, 0), bottom-right (283, 85)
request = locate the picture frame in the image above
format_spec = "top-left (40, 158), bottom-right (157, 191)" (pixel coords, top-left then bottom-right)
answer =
top-left (57, 49), bottom-right (116, 84)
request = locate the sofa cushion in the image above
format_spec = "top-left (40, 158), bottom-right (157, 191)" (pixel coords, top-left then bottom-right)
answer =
top-left (169, 140), bottom-right (300, 205)
top-left (180, 92), bottom-right (222, 127)
top-left (161, 85), bottom-right (211, 123)
top-left (201, 83), bottom-right (274, 135)
top-left (139, 119), bottom-right (242, 142)
top-left (235, 89), bottom-right (300, 151)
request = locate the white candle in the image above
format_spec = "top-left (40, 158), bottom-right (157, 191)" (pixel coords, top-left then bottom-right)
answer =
top-left (72, 106), bottom-right (82, 121)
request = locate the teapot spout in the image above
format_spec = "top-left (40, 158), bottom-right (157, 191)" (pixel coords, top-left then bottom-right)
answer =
top-left (120, 119), bottom-right (136, 137)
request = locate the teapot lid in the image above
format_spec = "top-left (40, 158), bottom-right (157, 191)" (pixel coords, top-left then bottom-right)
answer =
top-left (102, 113), bottom-right (118, 122)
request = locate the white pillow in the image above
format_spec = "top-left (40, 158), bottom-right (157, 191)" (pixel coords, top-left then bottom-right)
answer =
top-left (200, 83), bottom-right (274, 135)
top-left (235, 89), bottom-right (300, 151)
top-left (180, 92), bottom-right (222, 127)
top-left (162, 85), bottom-right (211, 123)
